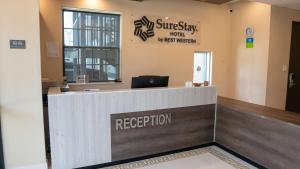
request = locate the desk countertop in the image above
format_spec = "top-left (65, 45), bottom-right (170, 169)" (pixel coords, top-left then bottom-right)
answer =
top-left (48, 86), bottom-right (216, 96)
top-left (218, 97), bottom-right (300, 126)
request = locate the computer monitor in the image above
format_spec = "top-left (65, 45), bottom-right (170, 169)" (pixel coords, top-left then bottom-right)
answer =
top-left (131, 76), bottom-right (169, 89)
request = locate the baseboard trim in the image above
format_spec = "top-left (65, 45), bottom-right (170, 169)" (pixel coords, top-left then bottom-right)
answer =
top-left (11, 163), bottom-right (48, 169)
top-left (214, 143), bottom-right (267, 169)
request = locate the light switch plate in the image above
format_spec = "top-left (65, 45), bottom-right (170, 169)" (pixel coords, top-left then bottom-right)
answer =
top-left (10, 40), bottom-right (26, 49)
top-left (282, 65), bottom-right (287, 72)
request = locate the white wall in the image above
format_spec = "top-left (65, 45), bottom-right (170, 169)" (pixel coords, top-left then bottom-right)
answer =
top-left (0, 0), bottom-right (46, 168)
top-left (229, 1), bottom-right (271, 105)
top-left (266, 6), bottom-right (300, 110)
top-left (230, 2), bottom-right (300, 109)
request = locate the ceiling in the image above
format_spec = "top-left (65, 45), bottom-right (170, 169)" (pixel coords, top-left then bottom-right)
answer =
top-left (130, 0), bottom-right (300, 10)
top-left (251, 0), bottom-right (300, 10)
top-left (198, 0), bottom-right (300, 10)
top-left (193, 0), bottom-right (233, 4)
top-left (130, 0), bottom-right (233, 4)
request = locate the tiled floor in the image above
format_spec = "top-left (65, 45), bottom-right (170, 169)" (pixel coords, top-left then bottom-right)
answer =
top-left (104, 146), bottom-right (258, 169)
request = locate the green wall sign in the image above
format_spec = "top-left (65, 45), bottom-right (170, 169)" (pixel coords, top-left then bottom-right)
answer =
top-left (246, 37), bottom-right (254, 48)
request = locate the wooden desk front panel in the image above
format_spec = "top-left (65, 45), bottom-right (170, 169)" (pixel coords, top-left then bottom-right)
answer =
top-left (216, 105), bottom-right (300, 169)
top-left (111, 104), bottom-right (215, 161)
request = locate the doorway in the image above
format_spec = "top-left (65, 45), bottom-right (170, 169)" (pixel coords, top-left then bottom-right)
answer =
top-left (0, 117), bottom-right (4, 169)
top-left (193, 51), bottom-right (213, 84)
top-left (286, 21), bottom-right (300, 113)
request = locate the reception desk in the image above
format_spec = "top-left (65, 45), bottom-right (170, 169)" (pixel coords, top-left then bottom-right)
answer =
top-left (216, 97), bottom-right (300, 169)
top-left (48, 86), bottom-right (217, 169)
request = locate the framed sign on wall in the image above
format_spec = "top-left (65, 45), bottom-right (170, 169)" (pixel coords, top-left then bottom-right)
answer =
top-left (245, 27), bottom-right (254, 48)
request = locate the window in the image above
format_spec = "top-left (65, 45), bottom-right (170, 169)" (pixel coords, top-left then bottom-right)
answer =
top-left (63, 10), bottom-right (120, 82)
top-left (193, 51), bottom-right (212, 83)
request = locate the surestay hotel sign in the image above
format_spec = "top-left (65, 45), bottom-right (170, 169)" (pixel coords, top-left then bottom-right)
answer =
top-left (133, 15), bottom-right (200, 45)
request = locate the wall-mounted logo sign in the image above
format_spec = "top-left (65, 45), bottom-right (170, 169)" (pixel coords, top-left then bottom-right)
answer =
top-left (134, 16), bottom-right (155, 41)
top-left (132, 15), bottom-right (200, 45)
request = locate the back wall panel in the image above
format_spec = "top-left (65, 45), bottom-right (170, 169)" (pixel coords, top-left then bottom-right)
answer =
top-left (39, 0), bottom-right (232, 97)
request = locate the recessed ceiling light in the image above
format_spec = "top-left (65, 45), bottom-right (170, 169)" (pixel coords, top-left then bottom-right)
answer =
top-left (87, 0), bottom-right (97, 4)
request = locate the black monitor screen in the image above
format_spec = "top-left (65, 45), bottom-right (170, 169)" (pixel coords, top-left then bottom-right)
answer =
top-left (131, 76), bottom-right (169, 89)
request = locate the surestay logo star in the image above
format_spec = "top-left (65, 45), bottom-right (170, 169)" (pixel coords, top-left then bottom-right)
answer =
top-left (134, 16), bottom-right (155, 41)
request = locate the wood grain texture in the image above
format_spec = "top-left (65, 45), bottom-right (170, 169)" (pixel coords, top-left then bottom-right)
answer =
top-left (216, 98), bottom-right (300, 169)
top-left (48, 87), bottom-right (217, 169)
top-left (111, 105), bottom-right (215, 161)
top-left (218, 96), bottom-right (300, 125)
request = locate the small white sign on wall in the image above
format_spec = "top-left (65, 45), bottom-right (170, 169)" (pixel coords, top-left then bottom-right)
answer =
top-left (46, 41), bottom-right (59, 58)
